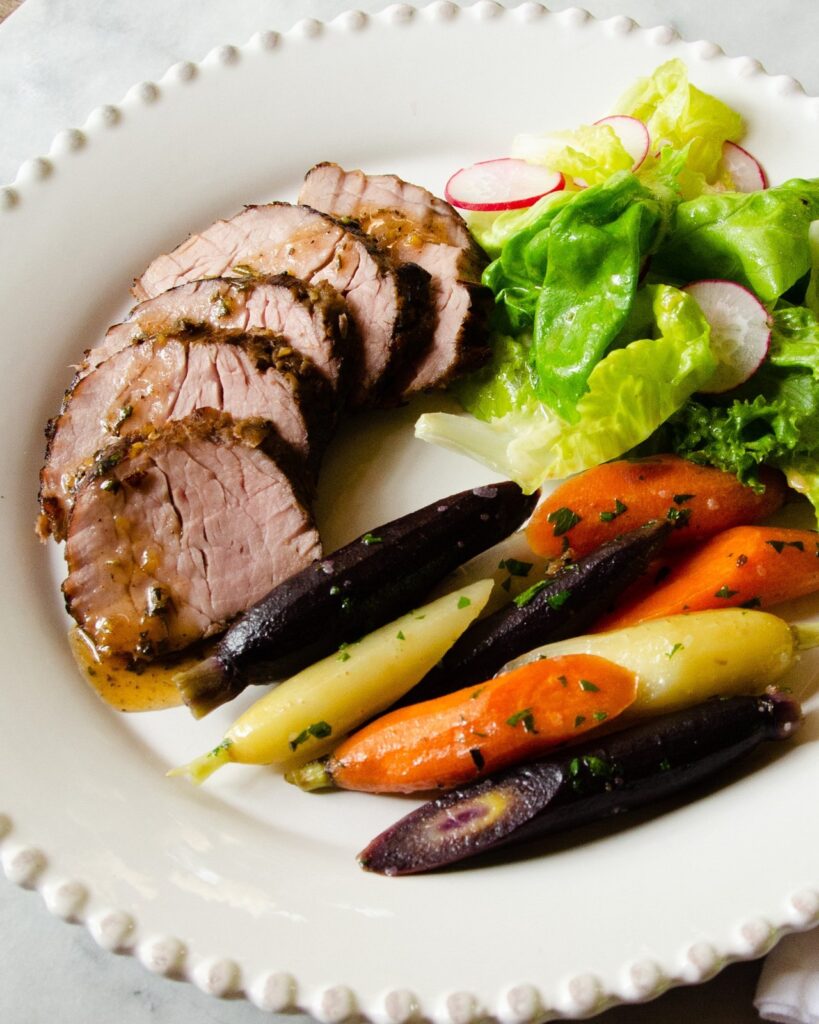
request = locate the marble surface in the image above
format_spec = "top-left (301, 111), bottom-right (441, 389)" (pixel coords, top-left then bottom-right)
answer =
top-left (2, 2), bottom-right (818, 1022)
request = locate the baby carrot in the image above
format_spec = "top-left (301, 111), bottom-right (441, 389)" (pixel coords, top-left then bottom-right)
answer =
top-left (287, 654), bottom-right (637, 794)
top-left (596, 525), bottom-right (819, 631)
top-left (527, 455), bottom-right (786, 560)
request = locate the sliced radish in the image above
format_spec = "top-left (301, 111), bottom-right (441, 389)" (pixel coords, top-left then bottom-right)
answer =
top-left (684, 279), bottom-right (771, 393)
top-left (444, 159), bottom-right (565, 212)
top-left (722, 140), bottom-right (768, 192)
top-left (593, 115), bottom-right (650, 171)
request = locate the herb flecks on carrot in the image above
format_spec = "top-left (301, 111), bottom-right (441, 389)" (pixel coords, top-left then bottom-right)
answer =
top-left (596, 526), bottom-right (819, 631)
top-left (527, 455), bottom-right (786, 560)
top-left (286, 654), bottom-right (637, 794)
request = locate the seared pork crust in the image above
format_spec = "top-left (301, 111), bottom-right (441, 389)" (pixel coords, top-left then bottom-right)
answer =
top-left (62, 411), bottom-right (321, 663)
top-left (133, 203), bottom-right (433, 406)
top-left (39, 329), bottom-right (332, 542)
top-left (298, 163), bottom-right (492, 395)
top-left (81, 275), bottom-right (351, 398)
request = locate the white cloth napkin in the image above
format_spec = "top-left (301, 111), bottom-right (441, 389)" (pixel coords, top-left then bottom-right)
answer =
top-left (756, 929), bottom-right (819, 1023)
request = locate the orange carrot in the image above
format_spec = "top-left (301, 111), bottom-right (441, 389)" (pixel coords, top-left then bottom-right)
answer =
top-left (288, 654), bottom-right (637, 794)
top-left (527, 456), bottom-right (786, 560)
top-left (595, 526), bottom-right (819, 632)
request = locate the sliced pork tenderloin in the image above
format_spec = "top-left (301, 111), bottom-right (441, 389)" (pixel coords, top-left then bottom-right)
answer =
top-left (39, 330), bottom-right (331, 542)
top-left (62, 412), bottom-right (321, 663)
top-left (82, 275), bottom-right (350, 398)
top-left (298, 163), bottom-right (492, 396)
top-left (133, 203), bottom-right (433, 406)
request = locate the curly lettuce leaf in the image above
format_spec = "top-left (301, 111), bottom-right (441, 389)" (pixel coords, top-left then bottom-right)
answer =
top-left (614, 58), bottom-right (743, 187)
top-left (654, 305), bottom-right (819, 512)
top-left (417, 285), bottom-right (714, 491)
top-left (655, 178), bottom-right (819, 303)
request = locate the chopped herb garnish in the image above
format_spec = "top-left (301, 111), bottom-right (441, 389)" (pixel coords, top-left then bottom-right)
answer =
top-left (557, 674), bottom-right (568, 687)
top-left (513, 580), bottom-right (550, 608)
top-left (569, 757), bottom-right (581, 776)
top-left (736, 554), bottom-right (748, 567)
top-left (396, 630), bottom-right (406, 640)
top-left (659, 758), bottom-right (672, 771)
top-left (547, 506), bottom-right (581, 536)
top-left (585, 755), bottom-right (610, 776)
top-left (329, 585), bottom-right (340, 596)
top-left (470, 687), bottom-right (485, 700)
top-left (289, 720), bottom-right (333, 751)
top-left (767, 539), bottom-right (805, 554)
top-left (546, 589), bottom-right (570, 610)
top-left (574, 714), bottom-right (586, 728)
top-left (336, 651), bottom-right (351, 662)
top-left (741, 596), bottom-right (762, 609)
top-left (96, 449), bottom-right (124, 474)
top-left (471, 730), bottom-right (488, 739)
top-left (506, 708), bottom-right (537, 733)
top-left (578, 679), bottom-right (599, 692)
top-left (469, 748), bottom-right (485, 771)
top-left (599, 498), bottom-right (628, 522)
top-left (361, 532), bottom-right (383, 545)
top-left (666, 506), bottom-right (691, 527)
top-left (673, 493), bottom-right (695, 505)
top-left (413, 613), bottom-right (426, 620)
top-left (457, 596), bottom-right (472, 609)
top-left (715, 585), bottom-right (738, 599)
top-left (208, 740), bottom-right (231, 759)
top-left (100, 478), bottom-right (121, 493)
top-left (666, 642), bottom-right (684, 659)
top-left (501, 576), bottom-right (512, 592)
top-left (498, 558), bottom-right (534, 577)
top-left (593, 711), bottom-right (608, 722)
top-left (340, 597), bottom-right (352, 611)
top-left (232, 263), bottom-right (256, 277)
top-left (111, 404), bottom-right (133, 436)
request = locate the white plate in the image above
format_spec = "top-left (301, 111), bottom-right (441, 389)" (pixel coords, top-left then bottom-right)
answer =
top-left (3, 4), bottom-right (819, 1021)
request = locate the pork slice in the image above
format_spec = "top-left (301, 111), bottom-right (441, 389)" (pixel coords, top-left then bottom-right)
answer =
top-left (298, 163), bottom-right (492, 395)
top-left (39, 331), bottom-right (331, 542)
top-left (83, 275), bottom-right (350, 397)
top-left (133, 204), bottom-right (432, 405)
top-left (62, 412), bottom-right (321, 662)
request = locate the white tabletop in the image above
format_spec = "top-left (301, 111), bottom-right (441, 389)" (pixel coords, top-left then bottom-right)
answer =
top-left (2, 2), bottom-right (818, 1021)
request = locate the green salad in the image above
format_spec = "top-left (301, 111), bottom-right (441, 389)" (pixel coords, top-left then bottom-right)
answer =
top-left (416, 60), bottom-right (819, 519)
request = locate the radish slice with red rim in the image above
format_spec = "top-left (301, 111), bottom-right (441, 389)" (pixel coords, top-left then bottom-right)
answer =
top-left (684, 279), bottom-right (771, 394)
top-left (722, 140), bottom-right (768, 192)
top-left (593, 115), bottom-right (650, 171)
top-left (444, 159), bottom-right (565, 212)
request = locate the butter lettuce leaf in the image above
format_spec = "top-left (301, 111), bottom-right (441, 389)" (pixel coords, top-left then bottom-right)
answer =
top-left (511, 123), bottom-right (635, 187)
top-left (614, 58), bottom-right (743, 189)
top-left (466, 188), bottom-right (576, 262)
top-left (482, 172), bottom-right (674, 421)
top-left (655, 178), bottom-right (819, 303)
top-left (531, 173), bottom-right (668, 420)
top-left (452, 333), bottom-right (538, 421)
top-left (418, 285), bottom-right (714, 491)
